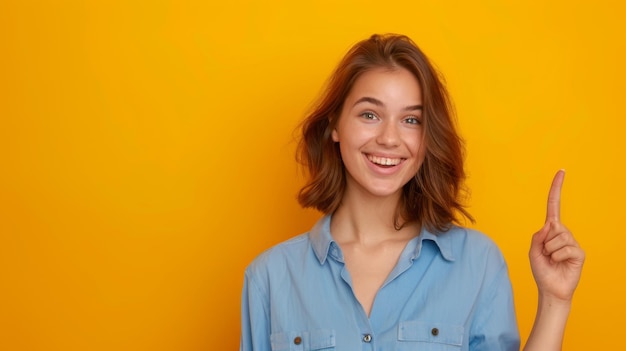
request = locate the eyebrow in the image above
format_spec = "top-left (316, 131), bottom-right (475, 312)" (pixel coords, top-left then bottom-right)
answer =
top-left (353, 96), bottom-right (422, 111)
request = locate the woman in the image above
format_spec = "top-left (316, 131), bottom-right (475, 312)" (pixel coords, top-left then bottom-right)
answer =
top-left (241, 34), bottom-right (584, 350)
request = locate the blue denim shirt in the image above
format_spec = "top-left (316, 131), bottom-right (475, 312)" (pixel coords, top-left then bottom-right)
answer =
top-left (241, 216), bottom-right (520, 351)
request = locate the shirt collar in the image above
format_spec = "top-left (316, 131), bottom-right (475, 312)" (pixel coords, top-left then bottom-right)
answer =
top-left (415, 226), bottom-right (455, 262)
top-left (310, 215), bottom-right (336, 265)
top-left (309, 215), bottom-right (455, 264)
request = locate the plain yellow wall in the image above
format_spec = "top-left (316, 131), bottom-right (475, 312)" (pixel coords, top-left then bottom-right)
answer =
top-left (1, 0), bottom-right (624, 350)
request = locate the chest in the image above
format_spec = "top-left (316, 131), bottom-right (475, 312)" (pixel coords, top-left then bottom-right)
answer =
top-left (341, 241), bottom-right (411, 316)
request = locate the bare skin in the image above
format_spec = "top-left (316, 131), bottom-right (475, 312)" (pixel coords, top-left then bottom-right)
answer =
top-left (339, 238), bottom-right (413, 316)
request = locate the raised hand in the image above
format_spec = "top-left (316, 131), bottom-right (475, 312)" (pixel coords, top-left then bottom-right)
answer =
top-left (529, 170), bottom-right (585, 302)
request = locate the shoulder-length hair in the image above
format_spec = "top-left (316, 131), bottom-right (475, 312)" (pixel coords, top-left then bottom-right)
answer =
top-left (297, 34), bottom-right (473, 232)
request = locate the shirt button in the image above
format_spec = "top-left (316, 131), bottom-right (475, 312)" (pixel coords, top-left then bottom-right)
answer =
top-left (293, 336), bottom-right (302, 345)
top-left (431, 328), bottom-right (439, 336)
top-left (363, 334), bottom-right (372, 343)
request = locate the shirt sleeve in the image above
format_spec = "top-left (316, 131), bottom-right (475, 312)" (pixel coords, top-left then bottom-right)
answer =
top-left (469, 261), bottom-right (521, 351)
top-left (240, 269), bottom-right (271, 351)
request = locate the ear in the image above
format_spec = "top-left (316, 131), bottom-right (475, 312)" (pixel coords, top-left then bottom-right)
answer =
top-left (331, 127), bottom-right (339, 142)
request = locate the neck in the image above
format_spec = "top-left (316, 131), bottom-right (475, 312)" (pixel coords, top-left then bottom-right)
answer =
top-left (330, 184), bottom-right (419, 246)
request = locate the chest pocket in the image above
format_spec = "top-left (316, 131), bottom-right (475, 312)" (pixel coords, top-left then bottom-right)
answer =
top-left (270, 329), bottom-right (335, 351)
top-left (398, 321), bottom-right (464, 350)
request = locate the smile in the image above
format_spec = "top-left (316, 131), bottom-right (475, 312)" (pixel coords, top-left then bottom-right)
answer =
top-left (366, 154), bottom-right (403, 166)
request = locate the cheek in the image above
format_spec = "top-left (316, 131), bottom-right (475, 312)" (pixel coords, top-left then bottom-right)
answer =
top-left (408, 131), bottom-right (426, 156)
top-left (410, 136), bottom-right (427, 172)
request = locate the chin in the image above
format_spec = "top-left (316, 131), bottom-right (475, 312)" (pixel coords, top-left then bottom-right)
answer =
top-left (366, 185), bottom-right (404, 199)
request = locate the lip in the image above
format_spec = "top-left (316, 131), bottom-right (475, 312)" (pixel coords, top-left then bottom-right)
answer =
top-left (363, 153), bottom-right (406, 175)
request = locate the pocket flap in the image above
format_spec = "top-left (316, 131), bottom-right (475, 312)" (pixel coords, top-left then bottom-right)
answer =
top-left (398, 321), bottom-right (464, 346)
top-left (271, 329), bottom-right (336, 350)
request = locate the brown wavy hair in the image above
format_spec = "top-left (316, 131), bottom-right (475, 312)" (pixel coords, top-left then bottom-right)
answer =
top-left (297, 34), bottom-right (473, 232)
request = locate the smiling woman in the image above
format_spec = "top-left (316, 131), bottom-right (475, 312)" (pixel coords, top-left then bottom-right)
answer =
top-left (332, 68), bottom-right (425, 204)
top-left (240, 34), bottom-right (584, 351)
top-left (297, 35), bottom-right (470, 233)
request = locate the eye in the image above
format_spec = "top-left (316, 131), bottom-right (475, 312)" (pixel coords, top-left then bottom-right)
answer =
top-left (404, 116), bottom-right (422, 125)
top-left (360, 112), bottom-right (378, 120)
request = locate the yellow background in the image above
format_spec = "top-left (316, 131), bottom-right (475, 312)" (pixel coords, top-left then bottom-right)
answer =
top-left (1, 0), bottom-right (623, 349)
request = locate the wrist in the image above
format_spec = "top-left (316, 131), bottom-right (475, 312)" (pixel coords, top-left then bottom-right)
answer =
top-left (537, 292), bottom-right (573, 311)
top-left (535, 291), bottom-right (572, 329)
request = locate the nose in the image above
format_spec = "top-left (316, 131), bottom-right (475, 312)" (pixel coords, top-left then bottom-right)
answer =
top-left (376, 120), bottom-right (401, 147)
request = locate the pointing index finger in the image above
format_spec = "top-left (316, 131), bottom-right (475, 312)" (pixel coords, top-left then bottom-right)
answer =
top-left (546, 169), bottom-right (565, 223)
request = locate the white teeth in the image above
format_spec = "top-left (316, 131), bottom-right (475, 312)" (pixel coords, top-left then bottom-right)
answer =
top-left (367, 155), bottom-right (401, 166)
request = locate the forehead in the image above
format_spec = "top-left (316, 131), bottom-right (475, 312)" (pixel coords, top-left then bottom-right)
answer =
top-left (346, 67), bottom-right (422, 105)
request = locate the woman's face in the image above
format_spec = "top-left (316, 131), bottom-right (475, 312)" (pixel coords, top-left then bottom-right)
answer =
top-left (332, 67), bottom-right (426, 200)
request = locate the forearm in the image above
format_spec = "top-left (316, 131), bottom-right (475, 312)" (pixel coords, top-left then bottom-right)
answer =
top-left (523, 293), bottom-right (572, 351)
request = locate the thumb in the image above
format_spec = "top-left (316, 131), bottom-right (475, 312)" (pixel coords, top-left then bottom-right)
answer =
top-left (530, 223), bottom-right (549, 256)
